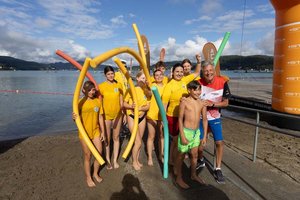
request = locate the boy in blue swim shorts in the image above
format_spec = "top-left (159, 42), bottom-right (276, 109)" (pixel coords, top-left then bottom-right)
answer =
top-left (176, 80), bottom-right (208, 189)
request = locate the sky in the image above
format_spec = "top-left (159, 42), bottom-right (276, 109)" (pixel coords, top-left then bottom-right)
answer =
top-left (0, 0), bottom-right (275, 65)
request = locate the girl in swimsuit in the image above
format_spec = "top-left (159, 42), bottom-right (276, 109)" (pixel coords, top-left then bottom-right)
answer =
top-left (123, 71), bottom-right (151, 170)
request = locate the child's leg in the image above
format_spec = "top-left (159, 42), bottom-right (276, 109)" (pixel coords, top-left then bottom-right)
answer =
top-left (158, 121), bottom-right (164, 162)
top-left (112, 115), bottom-right (122, 169)
top-left (79, 139), bottom-right (95, 187)
top-left (132, 131), bottom-right (142, 170)
top-left (104, 120), bottom-right (113, 169)
top-left (127, 116), bottom-right (140, 171)
top-left (92, 137), bottom-right (103, 183)
top-left (190, 147), bottom-right (205, 184)
top-left (172, 136), bottom-right (179, 175)
top-left (175, 152), bottom-right (189, 189)
top-left (137, 117), bottom-right (146, 167)
top-left (146, 119), bottom-right (157, 166)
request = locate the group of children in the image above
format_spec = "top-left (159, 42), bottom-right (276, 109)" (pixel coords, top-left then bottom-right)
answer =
top-left (73, 56), bottom-right (212, 188)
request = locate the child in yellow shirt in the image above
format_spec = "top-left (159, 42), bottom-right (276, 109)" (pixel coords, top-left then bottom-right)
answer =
top-left (146, 69), bottom-right (166, 165)
top-left (123, 71), bottom-right (151, 171)
top-left (73, 81), bottom-right (105, 187)
top-left (98, 66), bottom-right (123, 169)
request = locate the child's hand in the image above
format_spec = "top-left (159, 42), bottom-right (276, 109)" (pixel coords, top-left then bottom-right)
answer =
top-left (72, 112), bottom-right (78, 120)
top-left (201, 138), bottom-right (207, 147)
top-left (181, 136), bottom-right (189, 145)
top-left (131, 103), bottom-right (136, 110)
top-left (100, 134), bottom-right (106, 143)
top-left (180, 97), bottom-right (187, 103)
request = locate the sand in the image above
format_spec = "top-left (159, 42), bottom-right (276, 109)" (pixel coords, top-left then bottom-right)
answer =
top-left (0, 117), bottom-right (299, 199)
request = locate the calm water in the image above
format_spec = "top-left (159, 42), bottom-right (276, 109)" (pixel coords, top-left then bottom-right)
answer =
top-left (0, 70), bottom-right (106, 141)
top-left (0, 70), bottom-right (272, 141)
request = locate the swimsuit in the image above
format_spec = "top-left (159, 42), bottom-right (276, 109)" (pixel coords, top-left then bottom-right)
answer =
top-left (178, 127), bottom-right (200, 153)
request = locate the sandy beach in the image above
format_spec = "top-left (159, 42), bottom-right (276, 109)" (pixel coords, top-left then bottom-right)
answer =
top-left (0, 116), bottom-right (299, 199)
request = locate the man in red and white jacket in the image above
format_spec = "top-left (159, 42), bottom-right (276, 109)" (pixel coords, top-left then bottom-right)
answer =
top-left (197, 61), bottom-right (231, 184)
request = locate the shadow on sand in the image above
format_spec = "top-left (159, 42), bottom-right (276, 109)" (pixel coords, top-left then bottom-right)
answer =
top-left (0, 137), bottom-right (28, 154)
top-left (110, 174), bottom-right (149, 200)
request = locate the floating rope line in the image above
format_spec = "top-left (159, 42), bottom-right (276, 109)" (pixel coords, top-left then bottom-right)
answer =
top-left (0, 89), bottom-right (73, 96)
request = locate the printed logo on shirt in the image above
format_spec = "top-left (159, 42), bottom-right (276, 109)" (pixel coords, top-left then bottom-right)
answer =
top-left (114, 88), bottom-right (118, 93)
top-left (94, 107), bottom-right (99, 112)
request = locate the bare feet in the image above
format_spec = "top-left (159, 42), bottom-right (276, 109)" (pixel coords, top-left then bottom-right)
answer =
top-left (106, 162), bottom-right (113, 170)
top-left (175, 177), bottom-right (190, 189)
top-left (93, 174), bottom-right (103, 183)
top-left (191, 175), bottom-right (206, 185)
top-left (133, 162), bottom-right (141, 171)
top-left (148, 159), bottom-right (153, 166)
top-left (138, 161), bottom-right (143, 167)
top-left (86, 177), bottom-right (96, 187)
top-left (113, 162), bottom-right (119, 169)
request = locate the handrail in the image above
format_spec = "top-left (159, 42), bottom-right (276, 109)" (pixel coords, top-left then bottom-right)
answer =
top-left (221, 104), bottom-right (300, 162)
top-left (228, 105), bottom-right (300, 120)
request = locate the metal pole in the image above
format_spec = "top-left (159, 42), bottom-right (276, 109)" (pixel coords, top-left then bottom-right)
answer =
top-left (253, 112), bottom-right (260, 162)
top-left (214, 143), bottom-right (217, 169)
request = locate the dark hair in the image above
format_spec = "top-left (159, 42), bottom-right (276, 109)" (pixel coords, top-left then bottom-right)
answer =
top-left (187, 80), bottom-right (201, 90)
top-left (154, 61), bottom-right (166, 69)
top-left (104, 66), bottom-right (115, 74)
top-left (181, 58), bottom-right (192, 66)
top-left (172, 63), bottom-right (183, 73)
top-left (83, 81), bottom-right (95, 93)
top-left (153, 69), bottom-right (162, 76)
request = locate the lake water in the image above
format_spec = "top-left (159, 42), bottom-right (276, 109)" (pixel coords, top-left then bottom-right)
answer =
top-left (0, 70), bottom-right (272, 141)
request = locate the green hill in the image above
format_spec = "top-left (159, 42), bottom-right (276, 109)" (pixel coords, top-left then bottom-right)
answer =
top-left (0, 55), bottom-right (273, 71)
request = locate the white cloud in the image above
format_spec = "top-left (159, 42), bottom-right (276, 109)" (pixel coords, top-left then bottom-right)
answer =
top-left (0, 25), bottom-right (89, 63)
top-left (256, 31), bottom-right (274, 55)
top-left (35, 17), bottom-right (53, 28)
top-left (217, 10), bottom-right (254, 22)
top-left (110, 15), bottom-right (127, 27)
top-left (129, 13), bottom-right (136, 18)
top-left (199, 0), bottom-right (222, 15)
top-left (245, 18), bottom-right (274, 29)
top-left (184, 16), bottom-right (212, 25)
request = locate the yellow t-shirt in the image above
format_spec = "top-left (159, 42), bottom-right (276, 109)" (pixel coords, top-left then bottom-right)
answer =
top-left (162, 74), bottom-right (196, 117)
top-left (147, 83), bottom-right (166, 120)
top-left (150, 75), bottom-right (169, 85)
top-left (78, 97), bottom-right (103, 139)
top-left (124, 87), bottom-right (149, 116)
top-left (98, 81), bottom-right (123, 120)
top-left (114, 71), bottom-right (128, 95)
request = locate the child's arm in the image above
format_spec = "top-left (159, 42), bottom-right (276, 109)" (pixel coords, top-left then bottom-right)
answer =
top-left (119, 94), bottom-right (123, 109)
top-left (201, 104), bottom-right (208, 147)
top-left (139, 102), bottom-right (150, 112)
top-left (178, 101), bottom-right (189, 145)
top-left (98, 114), bottom-right (106, 143)
top-left (123, 101), bottom-right (135, 110)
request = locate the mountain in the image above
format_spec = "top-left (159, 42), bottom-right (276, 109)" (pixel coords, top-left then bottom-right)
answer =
top-left (159, 55), bottom-right (273, 71)
top-left (0, 55), bottom-right (273, 71)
